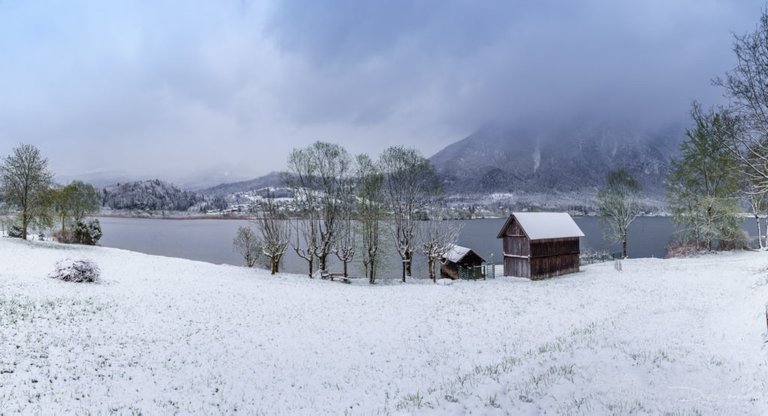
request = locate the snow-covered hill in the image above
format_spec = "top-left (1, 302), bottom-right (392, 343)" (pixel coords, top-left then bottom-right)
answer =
top-left (101, 179), bottom-right (201, 211)
top-left (1, 238), bottom-right (766, 414)
top-left (200, 172), bottom-right (284, 197)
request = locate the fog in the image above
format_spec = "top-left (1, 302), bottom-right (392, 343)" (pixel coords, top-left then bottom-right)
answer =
top-left (0, 0), bottom-right (762, 185)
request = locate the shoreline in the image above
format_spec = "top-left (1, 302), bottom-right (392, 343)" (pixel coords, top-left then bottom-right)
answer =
top-left (95, 212), bottom-right (678, 221)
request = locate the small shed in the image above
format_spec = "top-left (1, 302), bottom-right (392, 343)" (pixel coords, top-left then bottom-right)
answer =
top-left (496, 212), bottom-right (584, 280)
top-left (440, 245), bottom-right (486, 279)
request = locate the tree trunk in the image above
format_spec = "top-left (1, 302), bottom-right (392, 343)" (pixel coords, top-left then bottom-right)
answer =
top-left (343, 260), bottom-right (348, 278)
top-left (21, 212), bottom-right (29, 240)
top-left (319, 254), bottom-right (327, 273)
top-left (706, 206), bottom-right (713, 252)
top-left (756, 215), bottom-right (763, 249)
top-left (405, 252), bottom-right (412, 277)
top-left (308, 259), bottom-right (314, 278)
top-left (622, 236), bottom-right (628, 259)
top-left (763, 210), bottom-right (768, 250)
top-left (401, 260), bottom-right (406, 283)
top-left (369, 259), bottom-right (375, 284)
top-left (429, 258), bottom-right (435, 282)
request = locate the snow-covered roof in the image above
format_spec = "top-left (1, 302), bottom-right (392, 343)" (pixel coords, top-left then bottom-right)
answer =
top-left (442, 245), bottom-right (485, 264)
top-left (443, 245), bottom-right (470, 263)
top-left (497, 212), bottom-right (585, 241)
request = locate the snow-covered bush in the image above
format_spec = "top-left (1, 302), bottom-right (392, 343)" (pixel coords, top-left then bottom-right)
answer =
top-left (7, 224), bottom-right (23, 239)
top-left (579, 249), bottom-right (613, 265)
top-left (73, 219), bottom-right (102, 245)
top-left (48, 258), bottom-right (100, 283)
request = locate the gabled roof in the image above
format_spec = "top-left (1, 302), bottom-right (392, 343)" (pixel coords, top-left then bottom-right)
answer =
top-left (496, 212), bottom-right (585, 241)
top-left (442, 245), bottom-right (485, 264)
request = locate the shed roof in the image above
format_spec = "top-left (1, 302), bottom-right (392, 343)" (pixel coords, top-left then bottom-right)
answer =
top-left (496, 212), bottom-right (585, 241)
top-left (442, 245), bottom-right (485, 264)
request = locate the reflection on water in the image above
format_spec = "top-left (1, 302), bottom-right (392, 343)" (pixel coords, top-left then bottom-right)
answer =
top-left (98, 216), bottom-right (759, 277)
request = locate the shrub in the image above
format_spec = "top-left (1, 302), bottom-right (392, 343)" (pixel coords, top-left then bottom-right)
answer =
top-left (53, 229), bottom-right (76, 243)
top-left (7, 225), bottom-right (23, 238)
top-left (579, 249), bottom-right (614, 265)
top-left (665, 240), bottom-right (701, 258)
top-left (717, 230), bottom-right (750, 251)
top-left (48, 258), bottom-right (100, 283)
top-left (73, 219), bottom-right (102, 245)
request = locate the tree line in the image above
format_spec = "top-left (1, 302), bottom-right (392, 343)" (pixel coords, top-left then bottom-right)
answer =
top-left (0, 144), bottom-right (102, 244)
top-left (233, 142), bottom-right (462, 283)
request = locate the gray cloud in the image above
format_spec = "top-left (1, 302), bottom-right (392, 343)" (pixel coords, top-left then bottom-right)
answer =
top-left (0, 0), bottom-right (763, 184)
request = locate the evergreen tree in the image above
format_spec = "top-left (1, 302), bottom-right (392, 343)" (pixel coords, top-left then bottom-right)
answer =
top-left (667, 104), bottom-right (742, 251)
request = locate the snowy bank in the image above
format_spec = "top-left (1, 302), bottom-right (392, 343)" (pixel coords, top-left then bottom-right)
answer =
top-left (0, 238), bottom-right (766, 414)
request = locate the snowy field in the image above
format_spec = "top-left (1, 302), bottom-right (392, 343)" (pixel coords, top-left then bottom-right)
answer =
top-left (1, 238), bottom-right (767, 415)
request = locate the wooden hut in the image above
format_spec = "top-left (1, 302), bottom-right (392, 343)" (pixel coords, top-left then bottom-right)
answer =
top-left (440, 245), bottom-right (486, 279)
top-left (496, 212), bottom-right (584, 280)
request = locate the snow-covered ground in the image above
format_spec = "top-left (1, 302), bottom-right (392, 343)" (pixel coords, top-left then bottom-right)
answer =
top-left (1, 238), bottom-right (766, 415)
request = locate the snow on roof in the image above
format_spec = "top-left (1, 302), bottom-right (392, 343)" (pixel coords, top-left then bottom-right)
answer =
top-left (442, 245), bottom-right (485, 263)
top-left (500, 212), bottom-right (585, 241)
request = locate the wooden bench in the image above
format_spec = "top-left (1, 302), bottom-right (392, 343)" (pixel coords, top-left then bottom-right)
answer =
top-left (321, 271), bottom-right (351, 284)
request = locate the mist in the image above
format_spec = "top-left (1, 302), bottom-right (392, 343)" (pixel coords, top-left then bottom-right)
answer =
top-left (0, 0), bottom-right (762, 184)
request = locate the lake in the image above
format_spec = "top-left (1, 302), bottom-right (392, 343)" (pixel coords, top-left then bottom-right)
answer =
top-left (97, 216), bottom-right (762, 278)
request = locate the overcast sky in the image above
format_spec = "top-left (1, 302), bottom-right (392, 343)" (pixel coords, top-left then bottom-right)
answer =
top-left (0, 0), bottom-right (764, 184)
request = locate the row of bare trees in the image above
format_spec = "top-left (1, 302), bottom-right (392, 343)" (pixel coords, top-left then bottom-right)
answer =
top-left (286, 142), bottom-right (455, 282)
top-left (234, 141), bottom-right (461, 283)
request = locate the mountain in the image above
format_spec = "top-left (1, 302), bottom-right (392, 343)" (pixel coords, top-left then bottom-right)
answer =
top-left (430, 122), bottom-right (683, 195)
top-left (102, 179), bottom-right (201, 211)
top-left (56, 171), bottom-right (137, 189)
top-left (200, 172), bottom-right (284, 197)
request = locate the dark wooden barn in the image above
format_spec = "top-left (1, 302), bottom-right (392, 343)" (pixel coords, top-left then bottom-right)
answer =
top-left (440, 245), bottom-right (486, 279)
top-left (496, 212), bottom-right (584, 280)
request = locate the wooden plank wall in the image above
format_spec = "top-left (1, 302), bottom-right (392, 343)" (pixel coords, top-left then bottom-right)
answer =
top-left (503, 256), bottom-right (530, 278)
top-left (501, 217), bottom-right (581, 279)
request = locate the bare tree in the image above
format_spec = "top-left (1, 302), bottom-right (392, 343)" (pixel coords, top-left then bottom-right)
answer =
top-left (233, 226), bottom-right (261, 268)
top-left (333, 168), bottom-right (356, 277)
top-left (286, 148), bottom-right (319, 277)
top-left (716, 10), bottom-right (768, 194)
top-left (333, 217), bottom-right (355, 277)
top-left (743, 180), bottom-right (768, 249)
top-left (291, 217), bottom-right (318, 278)
top-left (356, 154), bottom-right (384, 284)
top-left (380, 146), bottom-right (440, 282)
top-left (255, 194), bottom-right (291, 274)
top-left (286, 141), bottom-right (352, 276)
top-left (0, 144), bottom-right (54, 240)
top-left (597, 168), bottom-right (643, 258)
top-left (419, 217), bottom-right (462, 282)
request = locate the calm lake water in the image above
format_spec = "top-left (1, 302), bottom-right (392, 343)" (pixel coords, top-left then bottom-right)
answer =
top-left (97, 216), bottom-right (760, 277)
